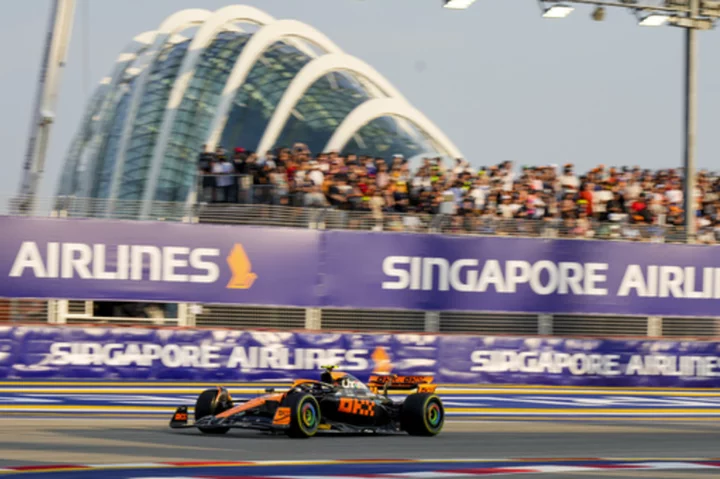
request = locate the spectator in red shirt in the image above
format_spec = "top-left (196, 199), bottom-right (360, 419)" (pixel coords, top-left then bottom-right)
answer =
top-left (578, 182), bottom-right (594, 217)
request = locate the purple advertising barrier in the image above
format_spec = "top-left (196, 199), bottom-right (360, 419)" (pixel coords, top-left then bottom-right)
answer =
top-left (3, 326), bottom-right (720, 387)
top-left (322, 230), bottom-right (720, 317)
top-left (2, 217), bottom-right (720, 317)
top-left (436, 335), bottom-right (720, 387)
top-left (0, 326), bottom-right (436, 382)
top-left (0, 217), bottom-right (321, 306)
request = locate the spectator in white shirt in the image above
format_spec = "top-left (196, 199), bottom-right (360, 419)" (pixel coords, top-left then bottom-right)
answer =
top-left (212, 153), bottom-right (234, 202)
top-left (558, 164), bottom-right (580, 192)
top-left (469, 176), bottom-right (488, 209)
top-left (308, 161), bottom-right (324, 186)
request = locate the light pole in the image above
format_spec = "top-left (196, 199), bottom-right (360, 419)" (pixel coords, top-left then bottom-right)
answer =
top-left (447, 0), bottom-right (719, 243)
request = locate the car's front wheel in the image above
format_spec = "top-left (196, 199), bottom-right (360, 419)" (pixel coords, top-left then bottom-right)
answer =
top-left (284, 392), bottom-right (321, 438)
top-left (400, 393), bottom-right (444, 436)
top-left (195, 388), bottom-right (231, 434)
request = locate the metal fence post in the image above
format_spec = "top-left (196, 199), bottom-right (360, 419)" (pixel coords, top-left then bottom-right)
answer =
top-left (55, 300), bottom-right (68, 324)
top-left (305, 308), bottom-right (322, 330)
top-left (647, 316), bottom-right (663, 337)
top-left (424, 311), bottom-right (440, 332)
top-left (47, 300), bottom-right (57, 324)
top-left (9, 300), bottom-right (20, 322)
top-left (177, 303), bottom-right (190, 327)
top-left (538, 314), bottom-right (553, 335)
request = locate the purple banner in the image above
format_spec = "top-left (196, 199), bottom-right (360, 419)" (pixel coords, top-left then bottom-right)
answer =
top-left (0, 217), bottom-right (321, 306)
top-left (323, 230), bottom-right (720, 317)
top-left (1, 217), bottom-right (719, 316)
top-left (2, 326), bottom-right (720, 387)
top-left (0, 326), bottom-right (433, 382)
top-left (438, 335), bottom-right (720, 387)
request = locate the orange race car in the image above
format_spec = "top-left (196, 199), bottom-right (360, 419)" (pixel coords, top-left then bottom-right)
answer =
top-left (169, 366), bottom-right (444, 438)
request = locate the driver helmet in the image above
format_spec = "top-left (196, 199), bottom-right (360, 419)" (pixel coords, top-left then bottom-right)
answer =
top-left (320, 370), bottom-right (333, 384)
top-left (321, 371), bottom-right (356, 388)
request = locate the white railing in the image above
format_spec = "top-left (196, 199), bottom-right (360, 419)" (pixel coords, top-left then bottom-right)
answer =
top-left (3, 194), bottom-right (708, 244)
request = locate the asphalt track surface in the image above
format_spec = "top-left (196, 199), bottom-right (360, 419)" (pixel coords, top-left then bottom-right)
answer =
top-left (1, 419), bottom-right (720, 478)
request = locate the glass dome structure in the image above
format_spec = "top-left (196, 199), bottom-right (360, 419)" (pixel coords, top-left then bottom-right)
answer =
top-left (57, 5), bottom-right (463, 215)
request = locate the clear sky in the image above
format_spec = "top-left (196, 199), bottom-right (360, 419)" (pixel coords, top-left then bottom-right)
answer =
top-left (2, 0), bottom-right (719, 199)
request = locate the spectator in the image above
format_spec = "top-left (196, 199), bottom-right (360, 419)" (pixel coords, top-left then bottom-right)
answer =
top-left (212, 149), bottom-right (234, 202)
top-left (195, 143), bottom-right (715, 242)
top-left (198, 145), bottom-right (215, 202)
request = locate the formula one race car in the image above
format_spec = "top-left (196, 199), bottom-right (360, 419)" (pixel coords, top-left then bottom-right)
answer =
top-left (169, 366), bottom-right (444, 438)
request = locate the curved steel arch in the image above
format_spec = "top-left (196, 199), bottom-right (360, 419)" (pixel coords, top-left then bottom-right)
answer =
top-left (203, 19), bottom-right (343, 152)
top-left (140, 5), bottom-right (278, 212)
top-left (107, 8), bottom-right (212, 204)
top-left (324, 98), bottom-right (463, 159)
top-left (254, 53), bottom-right (407, 157)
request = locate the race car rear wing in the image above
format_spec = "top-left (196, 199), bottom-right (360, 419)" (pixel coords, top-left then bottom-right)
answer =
top-left (367, 374), bottom-right (437, 393)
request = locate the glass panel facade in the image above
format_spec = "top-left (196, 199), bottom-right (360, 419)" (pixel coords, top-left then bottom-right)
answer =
top-left (343, 117), bottom-right (437, 159)
top-left (218, 41), bottom-right (311, 153)
top-left (57, 87), bottom-right (107, 196)
top-left (273, 71), bottom-right (370, 154)
top-left (118, 40), bottom-right (191, 200)
top-left (153, 32), bottom-right (249, 202)
top-left (92, 80), bottom-right (136, 199)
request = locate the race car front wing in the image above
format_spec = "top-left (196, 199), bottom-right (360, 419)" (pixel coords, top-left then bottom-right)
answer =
top-left (169, 406), bottom-right (402, 435)
top-left (169, 406), bottom-right (290, 433)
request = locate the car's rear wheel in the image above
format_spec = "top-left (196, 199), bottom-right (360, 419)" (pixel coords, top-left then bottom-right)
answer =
top-left (400, 393), bottom-right (444, 436)
top-left (284, 392), bottom-right (321, 438)
top-left (195, 388), bottom-right (231, 434)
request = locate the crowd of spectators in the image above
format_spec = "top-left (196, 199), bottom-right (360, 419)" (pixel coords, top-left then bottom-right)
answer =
top-left (197, 143), bottom-right (720, 242)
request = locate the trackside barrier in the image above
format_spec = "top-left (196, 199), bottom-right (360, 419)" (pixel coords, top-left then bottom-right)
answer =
top-left (3, 325), bottom-right (720, 388)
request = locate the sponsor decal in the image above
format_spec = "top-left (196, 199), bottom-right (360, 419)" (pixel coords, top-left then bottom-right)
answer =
top-left (382, 256), bottom-right (720, 299)
top-left (43, 342), bottom-right (371, 371)
top-left (8, 240), bottom-right (257, 291)
top-left (371, 346), bottom-right (392, 374)
top-left (226, 244), bottom-right (257, 289)
top-left (338, 398), bottom-right (376, 416)
top-left (272, 406), bottom-right (291, 425)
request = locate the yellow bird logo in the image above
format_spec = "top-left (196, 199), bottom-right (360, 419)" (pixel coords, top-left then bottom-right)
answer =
top-left (226, 244), bottom-right (258, 289)
top-left (371, 346), bottom-right (393, 374)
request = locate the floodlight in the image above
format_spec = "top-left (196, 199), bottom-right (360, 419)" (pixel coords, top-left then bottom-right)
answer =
top-left (443, 0), bottom-right (478, 9)
top-left (543, 4), bottom-right (574, 18)
top-left (639, 14), bottom-right (670, 26)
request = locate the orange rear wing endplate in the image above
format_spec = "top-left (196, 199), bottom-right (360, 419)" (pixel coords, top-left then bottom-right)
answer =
top-left (368, 375), bottom-right (437, 393)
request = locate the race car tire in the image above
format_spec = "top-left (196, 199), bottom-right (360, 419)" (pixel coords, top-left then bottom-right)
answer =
top-left (400, 393), bottom-right (444, 436)
top-left (284, 392), bottom-right (321, 438)
top-left (195, 388), bottom-right (231, 434)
